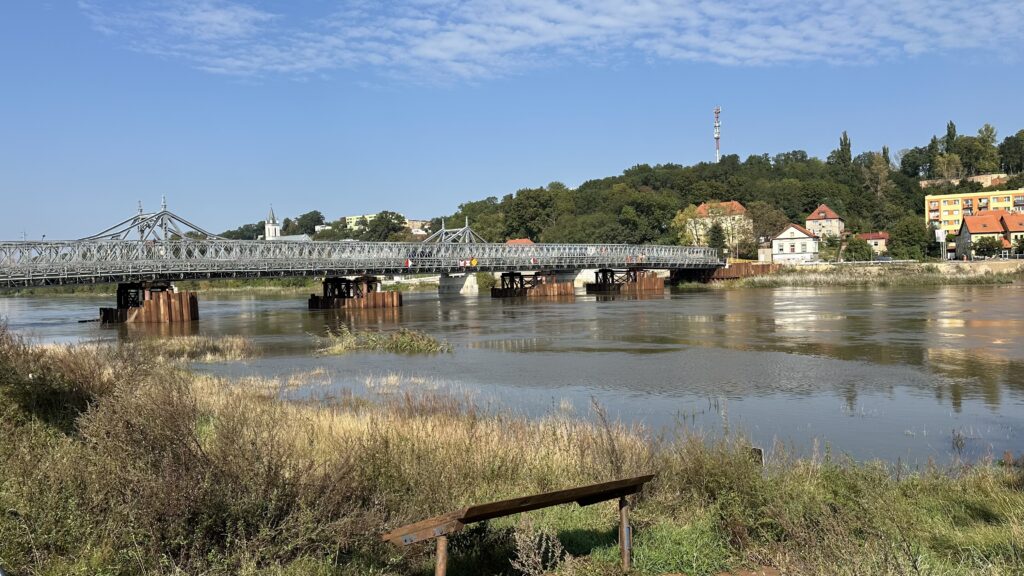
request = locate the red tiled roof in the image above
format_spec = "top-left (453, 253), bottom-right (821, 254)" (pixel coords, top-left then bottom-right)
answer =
top-left (962, 213), bottom-right (1003, 234)
top-left (505, 238), bottom-right (534, 245)
top-left (695, 200), bottom-right (747, 217)
top-left (774, 223), bottom-right (818, 239)
top-left (806, 203), bottom-right (842, 221)
top-left (1003, 238), bottom-right (1012, 249)
top-left (857, 232), bottom-right (890, 241)
top-left (1002, 212), bottom-right (1024, 233)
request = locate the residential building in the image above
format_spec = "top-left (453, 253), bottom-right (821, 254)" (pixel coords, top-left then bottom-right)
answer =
top-left (1006, 213), bottom-right (1024, 248)
top-left (919, 173), bottom-right (1009, 189)
top-left (772, 224), bottom-right (819, 263)
top-left (342, 213), bottom-right (379, 230)
top-left (805, 204), bottom-right (845, 238)
top-left (685, 200), bottom-right (753, 254)
top-left (925, 188), bottom-right (1024, 240)
top-left (955, 211), bottom-right (1010, 259)
top-left (856, 232), bottom-right (890, 254)
top-left (314, 224), bottom-right (333, 233)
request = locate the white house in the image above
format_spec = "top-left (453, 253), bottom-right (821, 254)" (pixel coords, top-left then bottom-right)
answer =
top-left (772, 223), bottom-right (819, 263)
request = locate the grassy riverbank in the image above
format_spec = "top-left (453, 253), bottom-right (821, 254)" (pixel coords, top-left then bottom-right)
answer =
top-left (678, 262), bottom-right (1024, 291)
top-left (1, 330), bottom-right (1022, 575)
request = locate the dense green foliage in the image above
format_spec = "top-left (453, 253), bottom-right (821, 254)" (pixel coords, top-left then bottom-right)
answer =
top-left (843, 237), bottom-right (874, 261)
top-left (973, 236), bottom-right (1004, 258)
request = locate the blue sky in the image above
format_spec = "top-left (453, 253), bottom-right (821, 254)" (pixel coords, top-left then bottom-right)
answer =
top-left (2, 1), bottom-right (1023, 239)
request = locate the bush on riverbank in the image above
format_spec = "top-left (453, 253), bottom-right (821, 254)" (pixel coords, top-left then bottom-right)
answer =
top-left (318, 325), bottom-right (453, 355)
top-left (1, 328), bottom-right (1022, 575)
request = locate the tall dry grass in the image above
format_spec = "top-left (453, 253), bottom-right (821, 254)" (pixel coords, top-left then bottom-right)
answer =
top-left (1, 327), bottom-right (1022, 575)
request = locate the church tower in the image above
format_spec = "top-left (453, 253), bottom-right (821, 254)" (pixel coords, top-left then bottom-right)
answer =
top-left (264, 206), bottom-right (281, 240)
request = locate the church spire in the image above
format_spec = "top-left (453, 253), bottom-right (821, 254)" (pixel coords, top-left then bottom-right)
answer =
top-left (267, 205), bottom-right (277, 224)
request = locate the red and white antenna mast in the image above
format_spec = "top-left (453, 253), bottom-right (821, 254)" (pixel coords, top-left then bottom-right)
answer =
top-left (713, 106), bottom-right (722, 163)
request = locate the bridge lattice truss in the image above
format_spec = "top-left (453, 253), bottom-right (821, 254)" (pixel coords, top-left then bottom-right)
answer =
top-left (0, 240), bottom-right (723, 287)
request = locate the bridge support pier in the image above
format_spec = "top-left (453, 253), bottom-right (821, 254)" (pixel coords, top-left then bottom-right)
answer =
top-left (100, 281), bottom-right (199, 323)
top-left (584, 268), bottom-right (664, 294)
top-left (308, 276), bottom-right (402, 310)
top-left (438, 273), bottom-right (479, 295)
top-left (490, 271), bottom-right (575, 299)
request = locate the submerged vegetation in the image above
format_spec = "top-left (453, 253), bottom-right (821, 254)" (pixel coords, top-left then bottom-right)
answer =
top-left (318, 325), bottom-right (453, 355)
top-left (1, 326), bottom-right (1022, 575)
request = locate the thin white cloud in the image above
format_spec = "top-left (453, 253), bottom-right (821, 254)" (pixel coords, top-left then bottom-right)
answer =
top-left (79, 0), bottom-right (1024, 79)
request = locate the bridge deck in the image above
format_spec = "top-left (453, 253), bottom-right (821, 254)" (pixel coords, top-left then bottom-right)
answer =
top-left (0, 240), bottom-right (723, 287)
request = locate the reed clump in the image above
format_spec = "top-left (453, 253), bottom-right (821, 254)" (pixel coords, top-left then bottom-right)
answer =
top-left (1, 327), bottom-right (1022, 575)
top-left (127, 334), bottom-right (257, 362)
top-left (318, 325), bottom-right (453, 355)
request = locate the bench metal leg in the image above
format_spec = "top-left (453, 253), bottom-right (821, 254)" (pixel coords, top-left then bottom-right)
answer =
top-left (619, 496), bottom-right (631, 572)
top-left (435, 535), bottom-right (449, 576)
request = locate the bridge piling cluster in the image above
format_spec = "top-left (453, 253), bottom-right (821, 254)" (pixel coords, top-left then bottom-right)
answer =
top-left (585, 268), bottom-right (665, 295)
top-left (99, 282), bottom-right (198, 323)
top-left (489, 271), bottom-right (575, 299)
top-left (308, 276), bottom-right (403, 310)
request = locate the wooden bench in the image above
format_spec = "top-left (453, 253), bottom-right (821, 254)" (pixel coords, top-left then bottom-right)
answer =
top-left (381, 474), bottom-right (655, 575)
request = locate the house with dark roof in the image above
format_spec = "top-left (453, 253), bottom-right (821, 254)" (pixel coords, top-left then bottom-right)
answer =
top-left (805, 203), bottom-right (845, 238)
top-left (772, 223), bottom-right (819, 263)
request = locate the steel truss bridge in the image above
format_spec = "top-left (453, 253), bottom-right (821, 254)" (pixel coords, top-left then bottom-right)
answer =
top-left (0, 239), bottom-right (723, 288)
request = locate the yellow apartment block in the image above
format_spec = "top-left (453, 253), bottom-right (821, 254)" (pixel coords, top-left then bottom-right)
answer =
top-left (925, 188), bottom-right (1024, 238)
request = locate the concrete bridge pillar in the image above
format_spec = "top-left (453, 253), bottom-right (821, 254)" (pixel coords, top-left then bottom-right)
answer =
top-left (100, 281), bottom-right (198, 323)
top-left (438, 273), bottom-right (480, 295)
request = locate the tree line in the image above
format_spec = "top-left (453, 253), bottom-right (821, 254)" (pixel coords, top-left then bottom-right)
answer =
top-left (221, 210), bottom-right (414, 242)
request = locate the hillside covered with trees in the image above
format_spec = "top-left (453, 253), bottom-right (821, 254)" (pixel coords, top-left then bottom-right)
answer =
top-left (434, 122), bottom-right (1023, 248)
top-left (222, 121), bottom-right (1024, 259)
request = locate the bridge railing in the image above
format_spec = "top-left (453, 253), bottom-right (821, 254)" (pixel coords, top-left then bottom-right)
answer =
top-left (0, 240), bottom-right (723, 287)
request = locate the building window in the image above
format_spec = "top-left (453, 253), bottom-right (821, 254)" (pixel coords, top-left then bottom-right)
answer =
top-left (930, 201), bottom-right (939, 209)
top-left (943, 200), bottom-right (948, 206)
top-left (954, 199), bottom-right (960, 205)
top-left (800, 242), bottom-right (806, 253)
top-left (790, 244), bottom-right (795, 253)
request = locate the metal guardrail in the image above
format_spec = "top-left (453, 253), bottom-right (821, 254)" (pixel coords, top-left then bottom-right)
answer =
top-left (0, 240), bottom-right (723, 287)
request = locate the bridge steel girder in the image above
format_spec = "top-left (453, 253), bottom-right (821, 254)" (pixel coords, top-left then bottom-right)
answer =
top-left (0, 240), bottom-right (724, 288)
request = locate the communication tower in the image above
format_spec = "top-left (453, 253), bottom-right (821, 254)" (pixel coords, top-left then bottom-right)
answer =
top-left (713, 106), bottom-right (722, 163)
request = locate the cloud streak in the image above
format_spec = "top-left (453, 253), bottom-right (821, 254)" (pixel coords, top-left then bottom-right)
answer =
top-left (79, 0), bottom-right (1024, 79)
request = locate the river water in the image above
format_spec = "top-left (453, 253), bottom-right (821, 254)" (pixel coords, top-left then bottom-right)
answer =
top-left (2, 285), bottom-right (1022, 463)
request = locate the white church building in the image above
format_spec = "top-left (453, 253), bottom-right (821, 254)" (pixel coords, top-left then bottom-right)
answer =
top-left (263, 206), bottom-right (310, 241)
